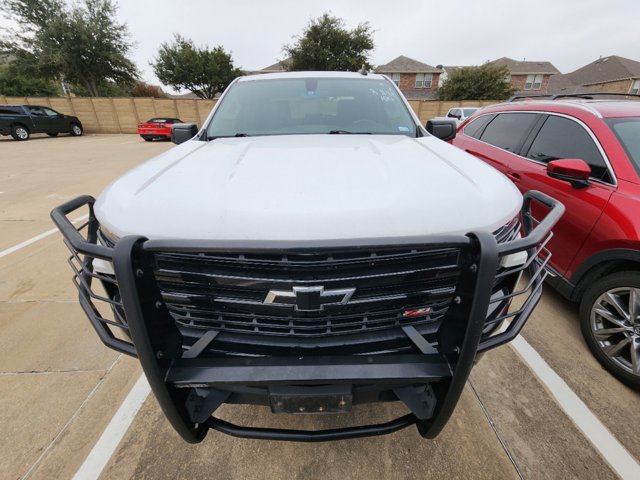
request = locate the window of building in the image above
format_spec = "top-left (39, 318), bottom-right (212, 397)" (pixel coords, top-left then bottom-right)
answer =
top-left (630, 79), bottom-right (640, 95)
top-left (525, 115), bottom-right (612, 183)
top-left (416, 73), bottom-right (433, 88)
top-left (479, 113), bottom-right (539, 152)
top-left (525, 74), bottom-right (544, 90)
top-left (390, 73), bottom-right (400, 87)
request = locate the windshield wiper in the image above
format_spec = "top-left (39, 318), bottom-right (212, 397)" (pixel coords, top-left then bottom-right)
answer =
top-left (328, 130), bottom-right (371, 134)
top-left (207, 133), bottom-right (251, 141)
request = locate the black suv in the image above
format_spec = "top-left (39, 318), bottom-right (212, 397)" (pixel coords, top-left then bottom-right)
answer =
top-left (0, 104), bottom-right (83, 141)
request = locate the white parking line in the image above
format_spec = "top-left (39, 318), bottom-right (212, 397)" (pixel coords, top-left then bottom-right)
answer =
top-left (512, 335), bottom-right (640, 480)
top-left (0, 214), bottom-right (88, 258)
top-left (72, 374), bottom-right (150, 480)
top-left (19, 357), bottom-right (122, 480)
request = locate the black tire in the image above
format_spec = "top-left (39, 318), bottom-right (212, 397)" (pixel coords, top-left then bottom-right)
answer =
top-left (70, 123), bottom-right (83, 136)
top-left (142, 136), bottom-right (153, 142)
top-left (11, 124), bottom-right (30, 141)
top-left (46, 132), bottom-right (59, 137)
top-left (579, 271), bottom-right (640, 389)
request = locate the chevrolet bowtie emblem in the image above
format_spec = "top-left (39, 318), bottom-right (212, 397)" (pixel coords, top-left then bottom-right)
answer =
top-left (263, 286), bottom-right (356, 311)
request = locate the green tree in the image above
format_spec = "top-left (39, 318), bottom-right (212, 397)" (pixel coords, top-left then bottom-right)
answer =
top-left (152, 35), bottom-right (242, 99)
top-left (284, 13), bottom-right (374, 72)
top-left (0, 0), bottom-right (138, 96)
top-left (0, 64), bottom-right (59, 96)
top-left (438, 64), bottom-right (516, 101)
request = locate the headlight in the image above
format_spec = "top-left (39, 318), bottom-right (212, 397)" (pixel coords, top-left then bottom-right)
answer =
top-left (95, 227), bottom-right (119, 275)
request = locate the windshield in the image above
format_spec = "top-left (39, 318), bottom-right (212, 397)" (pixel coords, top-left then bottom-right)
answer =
top-left (206, 77), bottom-right (417, 139)
top-left (463, 108), bottom-right (478, 117)
top-left (606, 118), bottom-right (640, 176)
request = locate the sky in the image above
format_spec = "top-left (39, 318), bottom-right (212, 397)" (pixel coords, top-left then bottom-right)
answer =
top-left (2, 0), bottom-right (640, 92)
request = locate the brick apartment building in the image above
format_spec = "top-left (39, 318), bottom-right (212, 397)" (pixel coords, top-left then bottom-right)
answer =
top-left (376, 55), bottom-right (558, 98)
top-left (488, 57), bottom-right (560, 94)
top-left (375, 56), bottom-right (443, 99)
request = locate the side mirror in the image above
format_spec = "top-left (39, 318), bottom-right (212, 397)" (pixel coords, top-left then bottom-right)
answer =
top-left (171, 123), bottom-right (198, 144)
top-left (547, 159), bottom-right (591, 189)
top-left (426, 119), bottom-right (457, 141)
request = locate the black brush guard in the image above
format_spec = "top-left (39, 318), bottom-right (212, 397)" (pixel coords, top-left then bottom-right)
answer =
top-left (51, 191), bottom-right (563, 443)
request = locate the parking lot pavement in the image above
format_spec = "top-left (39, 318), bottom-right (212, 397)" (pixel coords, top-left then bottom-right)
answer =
top-left (1, 135), bottom-right (638, 479)
top-left (0, 134), bottom-right (169, 249)
top-left (0, 135), bottom-right (168, 479)
top-left (99, 390), bottom-right (521, 480)
top-left (521, 290), bottom-right (640, 460)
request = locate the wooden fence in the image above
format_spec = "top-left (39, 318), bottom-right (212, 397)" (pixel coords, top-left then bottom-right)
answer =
top-left (0, 95), bottom-right (498, 134)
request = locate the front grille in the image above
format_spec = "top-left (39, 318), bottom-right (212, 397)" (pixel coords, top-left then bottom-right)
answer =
top-left (99, 220), bottom-right (518, 344)
top-left (97, 219), bottom-right (518, 349)
top-left (151, 247), bottom-right (462, 340)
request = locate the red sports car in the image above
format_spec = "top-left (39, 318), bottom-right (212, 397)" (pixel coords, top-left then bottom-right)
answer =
top-left (137, 117), bottom-right (183, 141)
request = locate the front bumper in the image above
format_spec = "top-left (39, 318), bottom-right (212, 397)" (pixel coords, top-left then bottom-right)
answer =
top-left (51, 191), bottom-right (563, 443)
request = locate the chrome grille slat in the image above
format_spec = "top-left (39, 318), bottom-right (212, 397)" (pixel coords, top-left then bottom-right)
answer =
top-left (169, 303), bottom-right (451, 337)
top-left (154, 264), bottom-right (458, 285)
top-left (154, 247), bottom-right (457, 267)
top-left (156, 278), bottom-right (458, 302)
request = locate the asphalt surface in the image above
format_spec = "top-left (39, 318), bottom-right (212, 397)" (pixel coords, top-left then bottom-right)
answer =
top-left (1, 133), bottom-right (639, 480)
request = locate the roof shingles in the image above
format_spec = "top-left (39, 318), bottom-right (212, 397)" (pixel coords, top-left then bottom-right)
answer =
top-left (566, 55), bottom-right (640, 86)
top-left (489, 57), bottom-right (560, 75)
top-left (376, 56), bottom-right (442, 74)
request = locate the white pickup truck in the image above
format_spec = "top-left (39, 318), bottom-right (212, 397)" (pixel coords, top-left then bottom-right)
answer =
top-left (52, 71), bottom-right (562, 443)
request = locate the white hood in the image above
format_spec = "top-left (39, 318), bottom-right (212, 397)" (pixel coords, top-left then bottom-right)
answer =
top-left (95, 135), bottom-right (522, 242)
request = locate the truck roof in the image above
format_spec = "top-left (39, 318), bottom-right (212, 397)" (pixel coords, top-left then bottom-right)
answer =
top-left (239, 71), bottom-right (389, 82)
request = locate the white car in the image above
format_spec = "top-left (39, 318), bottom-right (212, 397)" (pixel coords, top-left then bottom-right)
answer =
top-left (446, 107), bottom-right (480, 125)
top-left (52, 71), bottom-right (562, 444)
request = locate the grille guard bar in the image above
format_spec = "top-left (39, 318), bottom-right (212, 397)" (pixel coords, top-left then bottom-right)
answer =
top-left (51, 191), bottom-right (564, 442)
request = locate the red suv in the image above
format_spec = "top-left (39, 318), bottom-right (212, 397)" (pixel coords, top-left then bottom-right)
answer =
top-left (450, 94), bottom-right (640, 388)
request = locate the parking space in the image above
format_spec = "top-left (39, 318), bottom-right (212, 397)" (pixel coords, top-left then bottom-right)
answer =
top-left (1, 135), bottom-right (639, 479)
